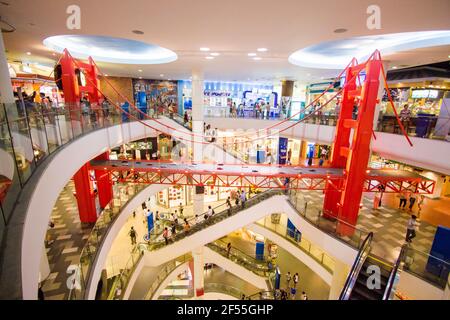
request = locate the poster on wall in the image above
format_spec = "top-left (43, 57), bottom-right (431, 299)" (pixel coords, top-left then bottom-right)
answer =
top-left (278, 137), bottom-right (288, 164)
top-left (132, 79), bottom-right (178, 113)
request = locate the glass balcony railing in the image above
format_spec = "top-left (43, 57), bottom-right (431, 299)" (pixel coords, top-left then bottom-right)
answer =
top-left (288, 189), bottom-right (369, 249)
top-left (255, 215), bottom-right (336, 273)
top-left (98, 189), bottom-right (282, 300)
top-left (67, 183), bottom-right (148, 300)
top-left (0, 101), bottom-right (147, 242)
top-left (203, 108), bottom-right (449, 142)
top-left (206, 239), bottom-right (272, 278)
top-left (402, 246), bottom-right (450, 290)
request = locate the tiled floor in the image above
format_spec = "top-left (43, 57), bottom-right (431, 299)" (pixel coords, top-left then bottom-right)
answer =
top-left (41, 181), bottom-right (93, 300)
top-left (298, 190), bottom-right (437, 263)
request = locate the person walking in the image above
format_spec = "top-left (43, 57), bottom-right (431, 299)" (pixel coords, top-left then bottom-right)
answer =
top-left (293, 273), bottom-right (299, 288)
top-left (405, 215), bottom-right (419, 243)
top-left (171, 222), bottom-right (177, 238)
top-left (163, 227), bottom-right (169, 245)
top-left (285, 272), bottom-right (292, 289)
top-left (179, 202), bottom-right (184, 218)
top-left (240, 190), bottom-right (247, 209)
top-left (398, 191), bottom-right (407, 210)
top-left (195, 214), bottom-right (201, 225)
top-left (290, 286), bottom-right (297, 300)
top-left (226, 196), bottom-right (232, 216)
top-left (128, 227), bottom-right (137, 245)
top-left (409, 193), bottom-right (417, 212)
top-left (227, 242), bottom-right (232, 258)
top-left (301, 291), bottom-right (308, 300)
top-left (183, 219), bottom-right (190, 233)
top-left (307, 156), bottom-right (313, 166)
top-left (417, 195), bottom-right (426, 219)
top-left (235, 191), bottom-right (241, 206)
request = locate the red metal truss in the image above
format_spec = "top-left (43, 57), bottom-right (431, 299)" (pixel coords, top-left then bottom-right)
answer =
top-left (90, 160), bottom-right (435, 193)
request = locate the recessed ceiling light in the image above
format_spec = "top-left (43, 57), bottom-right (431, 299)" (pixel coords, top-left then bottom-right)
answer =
top-left (160, 74), bottom-right (164, 77)
top-left (52, 52), bottom-right (56, 56)
top-left (210, 52), bottom-right (220, 56)
top-left (104, 74), bottom-right (109, 77)
top-left (253, 57), bottom-right (262, 61)
top-left (26, 52), bottom-right (31, 55)
top-left (334, 28), bottom-right (348, 33)
top-left (132, 30), bottom-right (144, 35)
top-left (248, 53), bottom-right (257, 57)
top-left (257, 48), bottom-right (268, 52)
top-left (139, 76), bottom-right (142, 79)
top-left (138, 69), bottom-right (142, 72)
top-left (200, 47), bottom-right (210, 52)
top-left (392, 66), bottom-right (398, 69)
top-left (205, 56), bottom-right (214, 60)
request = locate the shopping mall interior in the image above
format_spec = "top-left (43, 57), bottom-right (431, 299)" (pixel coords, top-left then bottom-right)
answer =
top-left (0, 0), bottom-right (449, 303)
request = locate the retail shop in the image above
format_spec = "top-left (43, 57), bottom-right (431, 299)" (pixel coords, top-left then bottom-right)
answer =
top-left (305, 80), bottom-right (341, 125)
top-left (133, 79), bottom-right (178, 116)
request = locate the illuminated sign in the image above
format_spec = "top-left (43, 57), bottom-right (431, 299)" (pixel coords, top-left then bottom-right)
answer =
top-left (411, 89), bottom-right (439, 99)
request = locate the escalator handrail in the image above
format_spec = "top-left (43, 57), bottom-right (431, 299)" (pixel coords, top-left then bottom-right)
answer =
top-left (382, 244), bottom-right (407, 300)
top-left (339, 232), bottom-right (374, 300)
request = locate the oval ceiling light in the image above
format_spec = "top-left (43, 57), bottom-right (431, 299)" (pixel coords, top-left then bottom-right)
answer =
top-left (132, 30), bottom-right (144, 35)
top-left (205, 56), bottom-right (214, 60)
top-left (43, 35), bottom-right (177, 64)
top-left (200, 47), bottom-right (210, 52)
top-left (257, 48), bottom-right (268, 52)
top-left (288, 30), bottom-right (450, 69)
top-left (248, 53), bottom-right (257, 57)
top-left (210, 52), bottom-right (220, 56)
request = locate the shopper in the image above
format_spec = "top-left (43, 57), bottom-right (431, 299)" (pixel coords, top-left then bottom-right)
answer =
top-left (265, 103), bottom-right (271, 119)
top-left (290, 286), bottom-right (297, 300)
top-left (163, 227), bottom-right (169, 245)
top-left (293, 273), bottom-right (299, 288)
top-left (195, 214), bottom-right (201, 225)
top-left (171, 222), bottom-right (177, 238)
top-left (128, 227), bottom-right (137, 245)
top-left (226, 197), bottom-right (232, 216)
top-left (281, 289), bottom-right (288, 300)
top-left (287, 148), bottom-right (292, 163)
top-left (285, 272), bottom-right (291, 288)
top-left (319, 156), bottom-right (324, 166)
top-left (179, 202), bottom-right (184, 218)
top-left (235, 191), bottom-right (241, 206)
top-left (183, 219), bottom-right (190, 233)
top-left (227, 242), bottom-right (232, 257)
top-left (307, 156), bottom-right (313, 166)
top-left (417, 195), bottom-right (426, 218)
top-left (399, 104), bottom-right (412, 133)
top-left (409, 193), bottom-right (417, 212)
top-left (240, 190), bottom-right (247, 209)
top-left (405, 215), bottom-right (419, 243)
top-left (398, 191), bottom-right (407, 209)
top-left (301, 291), bottom-right (308, 300)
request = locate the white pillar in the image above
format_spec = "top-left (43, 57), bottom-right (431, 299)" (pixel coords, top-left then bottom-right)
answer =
top-left (192, 247), bottom-right (205, 299)
top-left (328, 259), bottom-right (350, 300)
top-left (193, 186), bottom-right (205, 216)
top-left (0, 31), bottom-right (15, 108)
top-left (191, 69), bottom-right (204, 162)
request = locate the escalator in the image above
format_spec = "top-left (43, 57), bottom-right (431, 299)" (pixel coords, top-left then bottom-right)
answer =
top-left (340, 232), bottom-right (406, 300)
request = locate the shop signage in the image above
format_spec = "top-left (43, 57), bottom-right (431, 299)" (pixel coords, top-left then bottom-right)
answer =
top-left (278, 137), bottom-right (288, 164)
top-left (203, 90), bottom-right (231, 97)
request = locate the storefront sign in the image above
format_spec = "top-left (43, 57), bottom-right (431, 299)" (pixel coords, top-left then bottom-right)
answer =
top-left (278, 137), bottom-right (288, 164)
top-left (203, 90), bottom-right (231, 97)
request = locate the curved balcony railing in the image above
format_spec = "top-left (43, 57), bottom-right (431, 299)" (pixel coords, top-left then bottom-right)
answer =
top-left (287, 189), bottom-right (369, 249)
top-left (0, 102), bottom-right (149, 231)
top-left (100, 189), bottom-right (282, 300)
top-left (254, 215), bottom-right (336, 273)
top-left (206, 239), bottom-right (272, 278)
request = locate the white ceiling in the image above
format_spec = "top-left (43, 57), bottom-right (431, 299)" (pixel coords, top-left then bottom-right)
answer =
top-left (2, 0), bottom-right (450, 82)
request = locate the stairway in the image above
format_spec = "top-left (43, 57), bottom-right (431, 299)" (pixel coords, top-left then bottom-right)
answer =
top-left (347, 256), bottom-right (392, 300)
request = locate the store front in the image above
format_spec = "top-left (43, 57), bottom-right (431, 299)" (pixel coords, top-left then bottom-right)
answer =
top-left (133, 79), bottom-right (178, 117)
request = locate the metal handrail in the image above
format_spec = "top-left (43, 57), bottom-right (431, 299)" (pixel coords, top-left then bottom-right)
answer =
top-left (339, 232), bottom-right (374, 300)
top-left (382, 244), bottom-right (407, 300)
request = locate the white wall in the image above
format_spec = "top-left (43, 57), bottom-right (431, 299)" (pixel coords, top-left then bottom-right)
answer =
top-left (396, 271), bottom-right (445, 300)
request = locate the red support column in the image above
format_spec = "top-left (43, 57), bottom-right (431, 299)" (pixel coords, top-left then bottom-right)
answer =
top-left (323, 64), bottom-right (357, 218)
top-left (337, 59), bottom-right (382, 235)
top-left (73, 163), bottom-right (98, 223)
top-left (94, 152), bottom-right (113, 209)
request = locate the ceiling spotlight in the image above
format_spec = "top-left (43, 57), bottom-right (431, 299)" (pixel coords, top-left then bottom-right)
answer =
top-left (26, 52), bottom-right (31, 55)
top-left (257, 48), bottom-right (268, 52)
top-left (248, 53), bottom-right (257, 57)
top-left (160, 74), bottom-right (164, 77)
top-left (333, 28), bottom-right (348, 33)
top-left (52, 52), bottom-right (56, 56)
top-left (138, 69), bottom-right (142, 72)
top-left (210, 52), bottom-right (220, 56)
top-left (253, 57), bottom-right (262, 61)
top-left (132, 30), bottom-right (144, 35)
top-left (205, 56), bottom-right (214, 60)
top-left (168, 78), bottom-right (171, 81)
top-left (139, 76), bottom-right (142, 79)
top-left (200, 47), bottom-right (210, 52)
top-left (392, 66), bottom-right (398, 69)
top-left (104, 74), bottom-right (109, 77)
